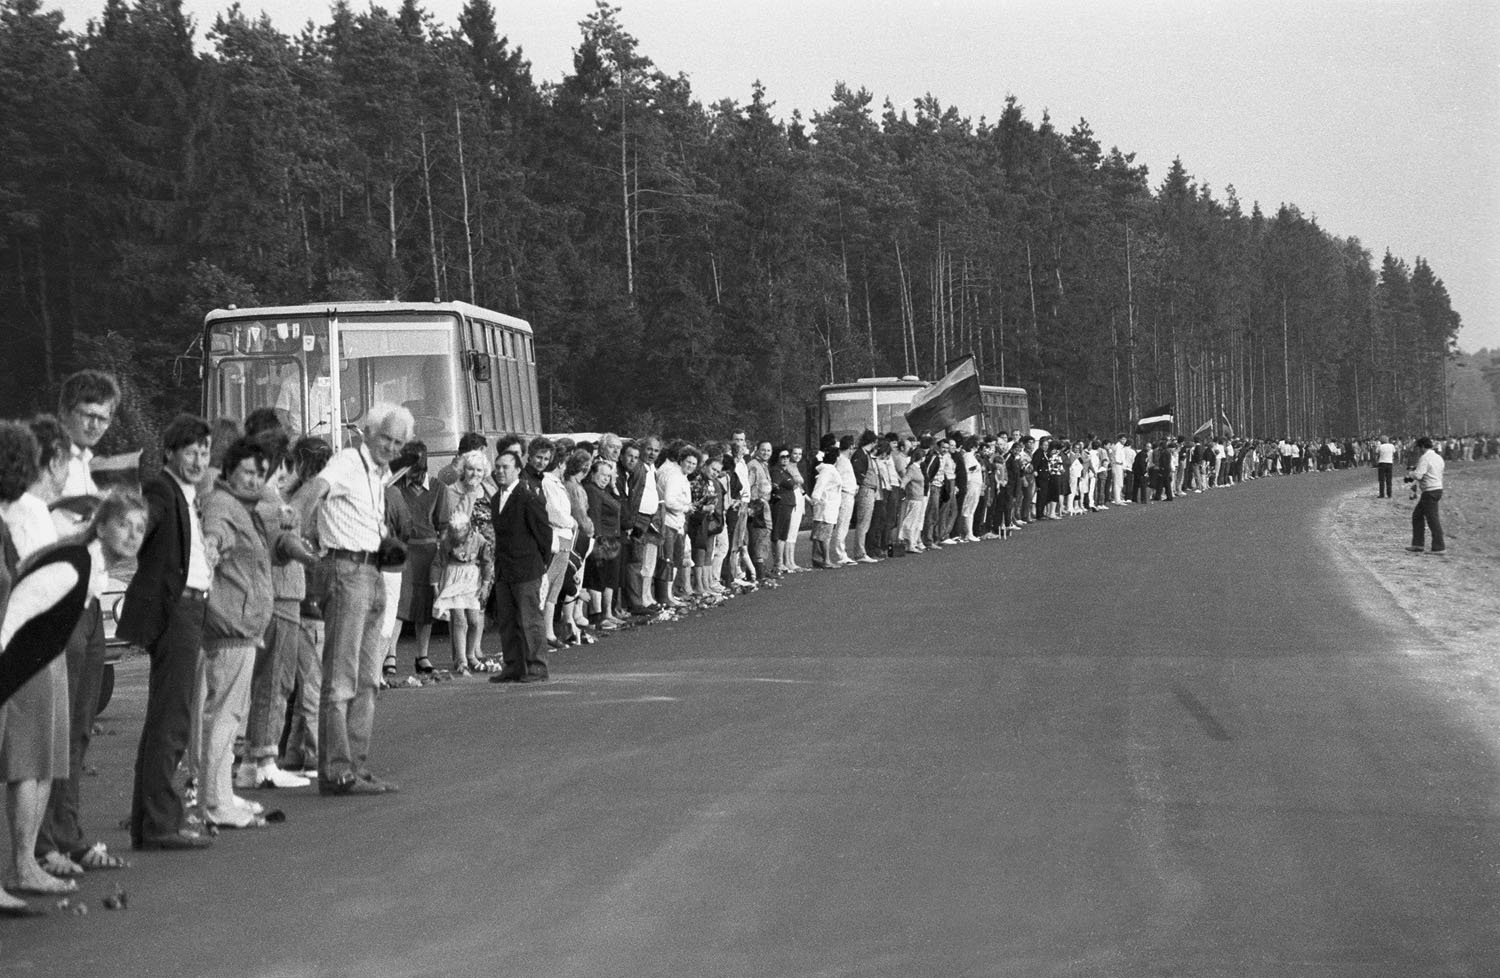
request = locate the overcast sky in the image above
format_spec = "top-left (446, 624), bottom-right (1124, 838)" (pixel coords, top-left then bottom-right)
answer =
top-left (48, 0), bottom-right (1500, 352)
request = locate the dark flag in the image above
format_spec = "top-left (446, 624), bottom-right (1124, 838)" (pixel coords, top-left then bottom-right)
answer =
top-left (1135, 403), bottom-right (1174, 434)
top-left (0, 543), bottom-right (89, 708)
top-left (905, 356), bottom-right (982, 435)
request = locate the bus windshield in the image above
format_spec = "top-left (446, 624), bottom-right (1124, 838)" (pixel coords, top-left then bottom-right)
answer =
top-left (337, 314), bottom-right (460, 453)
top-left (821, 386), bottom-right (922, 440)
top-left (206, 312), bottom-right (462, 453)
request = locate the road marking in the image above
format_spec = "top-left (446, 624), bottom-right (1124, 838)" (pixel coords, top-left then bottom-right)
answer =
top-left (1171, 685), bottom-right (1233, 741)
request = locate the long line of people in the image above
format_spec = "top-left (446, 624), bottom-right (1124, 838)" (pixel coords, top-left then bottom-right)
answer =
top-left (2, 367), bottom-right (1491, 916)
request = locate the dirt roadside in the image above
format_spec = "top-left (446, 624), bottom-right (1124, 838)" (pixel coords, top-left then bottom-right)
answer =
top-left (1325, 461), bottom-right (1500, 742)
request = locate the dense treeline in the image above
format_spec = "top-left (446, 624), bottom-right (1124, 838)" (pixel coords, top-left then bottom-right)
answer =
top-left (0, 0), bottom-right (1470, 447)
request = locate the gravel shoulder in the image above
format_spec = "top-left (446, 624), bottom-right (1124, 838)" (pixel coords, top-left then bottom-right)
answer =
top-left (1324, 461), bottom-right (1500, 743)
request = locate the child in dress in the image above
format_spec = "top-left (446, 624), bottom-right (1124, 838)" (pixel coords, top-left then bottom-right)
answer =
top-left (430, 509), bottom-right (492, 674)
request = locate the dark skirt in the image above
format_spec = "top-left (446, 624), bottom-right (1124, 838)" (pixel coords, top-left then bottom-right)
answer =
top-left (585, 553), bottom-right (621, 591)
top-left (772, 503), bottom-right (796, 542)
top-left (398, 540), bottom-right (437, 624)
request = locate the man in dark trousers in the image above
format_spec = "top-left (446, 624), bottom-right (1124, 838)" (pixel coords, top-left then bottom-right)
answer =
top-left (119, 415), bottom-right (215, 851)
top-left (489, 451), bottom-right (553, 684)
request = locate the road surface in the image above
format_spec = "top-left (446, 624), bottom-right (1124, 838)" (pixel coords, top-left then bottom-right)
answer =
top-left (3, 468), bottom-right (1495, 977)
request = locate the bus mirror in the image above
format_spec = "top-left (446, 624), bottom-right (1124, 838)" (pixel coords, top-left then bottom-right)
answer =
top-left (467, 351), bottom-right (491, 383)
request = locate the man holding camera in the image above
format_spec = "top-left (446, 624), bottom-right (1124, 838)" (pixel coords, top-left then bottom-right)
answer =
top-left (1404, 436), bottom-right (1445, 554)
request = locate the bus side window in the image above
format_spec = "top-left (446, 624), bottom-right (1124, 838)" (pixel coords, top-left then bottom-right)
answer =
top-left (466, 318), bottom-right (491, 431)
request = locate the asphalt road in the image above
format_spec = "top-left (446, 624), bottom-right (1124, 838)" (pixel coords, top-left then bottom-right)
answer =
top-left (4, 468), bottom-right (1496, 977)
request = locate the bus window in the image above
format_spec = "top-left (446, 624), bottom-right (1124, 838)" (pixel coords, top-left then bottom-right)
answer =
top-left (504, 329), bottom-right (524, 431)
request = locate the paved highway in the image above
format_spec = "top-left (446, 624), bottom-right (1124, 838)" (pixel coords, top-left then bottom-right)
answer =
top-left (4, 468), bottom-right (1495, 977)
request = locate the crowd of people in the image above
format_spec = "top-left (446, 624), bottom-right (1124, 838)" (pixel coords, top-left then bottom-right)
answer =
top-left (0, 363), bottom-right (1490, 915)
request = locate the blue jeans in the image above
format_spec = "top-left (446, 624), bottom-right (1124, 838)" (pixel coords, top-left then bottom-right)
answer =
top-left (318, 558), bottom-right (385, 783)
top-left (850, 488), bottom-right (877, 559)
top-left (247, 601), bottom-right (301, 760)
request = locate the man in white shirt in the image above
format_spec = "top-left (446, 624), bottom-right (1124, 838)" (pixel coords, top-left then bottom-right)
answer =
top-left (307, 403), bottom-right (413, 796)
top-left (38, 371), bottom-right (126, 871)
top-left (1405, 436), bottom-right (1446, 554)
top-left (1375, 435), bottom-right (1397, 498)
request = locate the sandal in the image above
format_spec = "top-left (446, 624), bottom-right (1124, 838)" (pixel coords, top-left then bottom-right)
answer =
top-left (382, 655), bottom-right (398, 678)
top-left (414, 656), bottom-right (435, 675)
top-left (39, 850), bottom-right (84, 877)
top-left (73, 842), bottom-right (129, 871)
top-left (475, 659), bottom-right (501, 673)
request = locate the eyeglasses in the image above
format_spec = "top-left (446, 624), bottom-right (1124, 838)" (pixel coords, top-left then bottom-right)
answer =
top-left (71, 407), bottom-right (113, 427)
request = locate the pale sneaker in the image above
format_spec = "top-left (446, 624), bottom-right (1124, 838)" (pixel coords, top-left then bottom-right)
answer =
top-left (232, 795), bottom-right (266, 817)
top-left (256, 762), bottom-right (311, 789)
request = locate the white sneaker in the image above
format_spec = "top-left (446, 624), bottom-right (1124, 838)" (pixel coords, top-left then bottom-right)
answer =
top-left (256, 762), bottom-right (311, 789)
top-left (232, 795), bottom-right (266, 816)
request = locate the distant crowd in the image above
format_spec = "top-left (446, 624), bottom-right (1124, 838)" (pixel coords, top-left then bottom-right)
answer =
top-left (0, 365), bottom-right (1492, 916)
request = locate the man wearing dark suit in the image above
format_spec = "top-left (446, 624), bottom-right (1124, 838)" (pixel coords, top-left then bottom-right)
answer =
top-left (488, 451), bottom-right (553, 684)
top-left (118, 415), bottom-right (215, 851)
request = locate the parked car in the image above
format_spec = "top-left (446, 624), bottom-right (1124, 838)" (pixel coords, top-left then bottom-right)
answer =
top-left (97, 576), bottom-right (131, 716)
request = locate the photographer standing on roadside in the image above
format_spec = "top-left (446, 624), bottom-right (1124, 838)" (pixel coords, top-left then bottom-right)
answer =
top-left (1404, 436), bottom-right (1445, 555)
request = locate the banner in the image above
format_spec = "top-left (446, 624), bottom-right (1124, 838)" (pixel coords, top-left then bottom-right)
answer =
top-left (1135, 403), bottom-right (1174, 434)
top-left (904, 356), bottom-right (982, 435)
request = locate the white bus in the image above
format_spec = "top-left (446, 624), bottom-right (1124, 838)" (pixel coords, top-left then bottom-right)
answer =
top-left (815, 376), bottom-right (1031, 443)
top-left (200, 301), bottom-right (541, 458)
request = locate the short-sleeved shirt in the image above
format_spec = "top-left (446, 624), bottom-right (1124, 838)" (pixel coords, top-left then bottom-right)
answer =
top-left (317, 444), bottom-right (386, 552)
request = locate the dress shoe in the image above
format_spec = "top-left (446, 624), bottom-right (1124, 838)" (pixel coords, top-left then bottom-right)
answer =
top-left (358, 772), bottom-right (400, 793)
top-left (318, 773), bottom-right (385, 796)
top-left (134, 829), bottom-right (213, 851)
top-left (490, 671), bottom-right (526, 684)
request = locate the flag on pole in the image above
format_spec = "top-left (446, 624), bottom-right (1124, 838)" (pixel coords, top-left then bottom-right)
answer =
top-left (1219, 411), bottom-right (1235, 438)
top-left (1191, 419), bottom-right (1213, 437)
top-left (905, 356), bottom-right (982, 435)
top-left (1135, 403), bottom-right (1174, 434)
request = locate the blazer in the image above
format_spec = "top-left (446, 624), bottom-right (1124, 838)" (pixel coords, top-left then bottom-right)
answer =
top-left (118, 472), bottom-right (191, 650)
top-left (490, 481), bottom-right (552, 583)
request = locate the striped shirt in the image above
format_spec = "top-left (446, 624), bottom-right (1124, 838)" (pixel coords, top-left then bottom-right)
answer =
top-left (317, 444), bottom-right (387, 553)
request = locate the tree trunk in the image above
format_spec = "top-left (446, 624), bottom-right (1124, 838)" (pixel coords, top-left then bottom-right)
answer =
top-left (454, 105), bottom-right (477, 304)
top-left (621, 96), bottom-right (633, 295)
top-left (420, 129), bottom-right (441, 297)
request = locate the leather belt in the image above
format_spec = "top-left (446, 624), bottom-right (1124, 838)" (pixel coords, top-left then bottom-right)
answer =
top-left (328, 548), bottom-right (378, 565)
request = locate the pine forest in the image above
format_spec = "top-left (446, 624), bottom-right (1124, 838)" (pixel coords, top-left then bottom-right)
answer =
top-left (0, 0), bottom-right (1474, 450)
